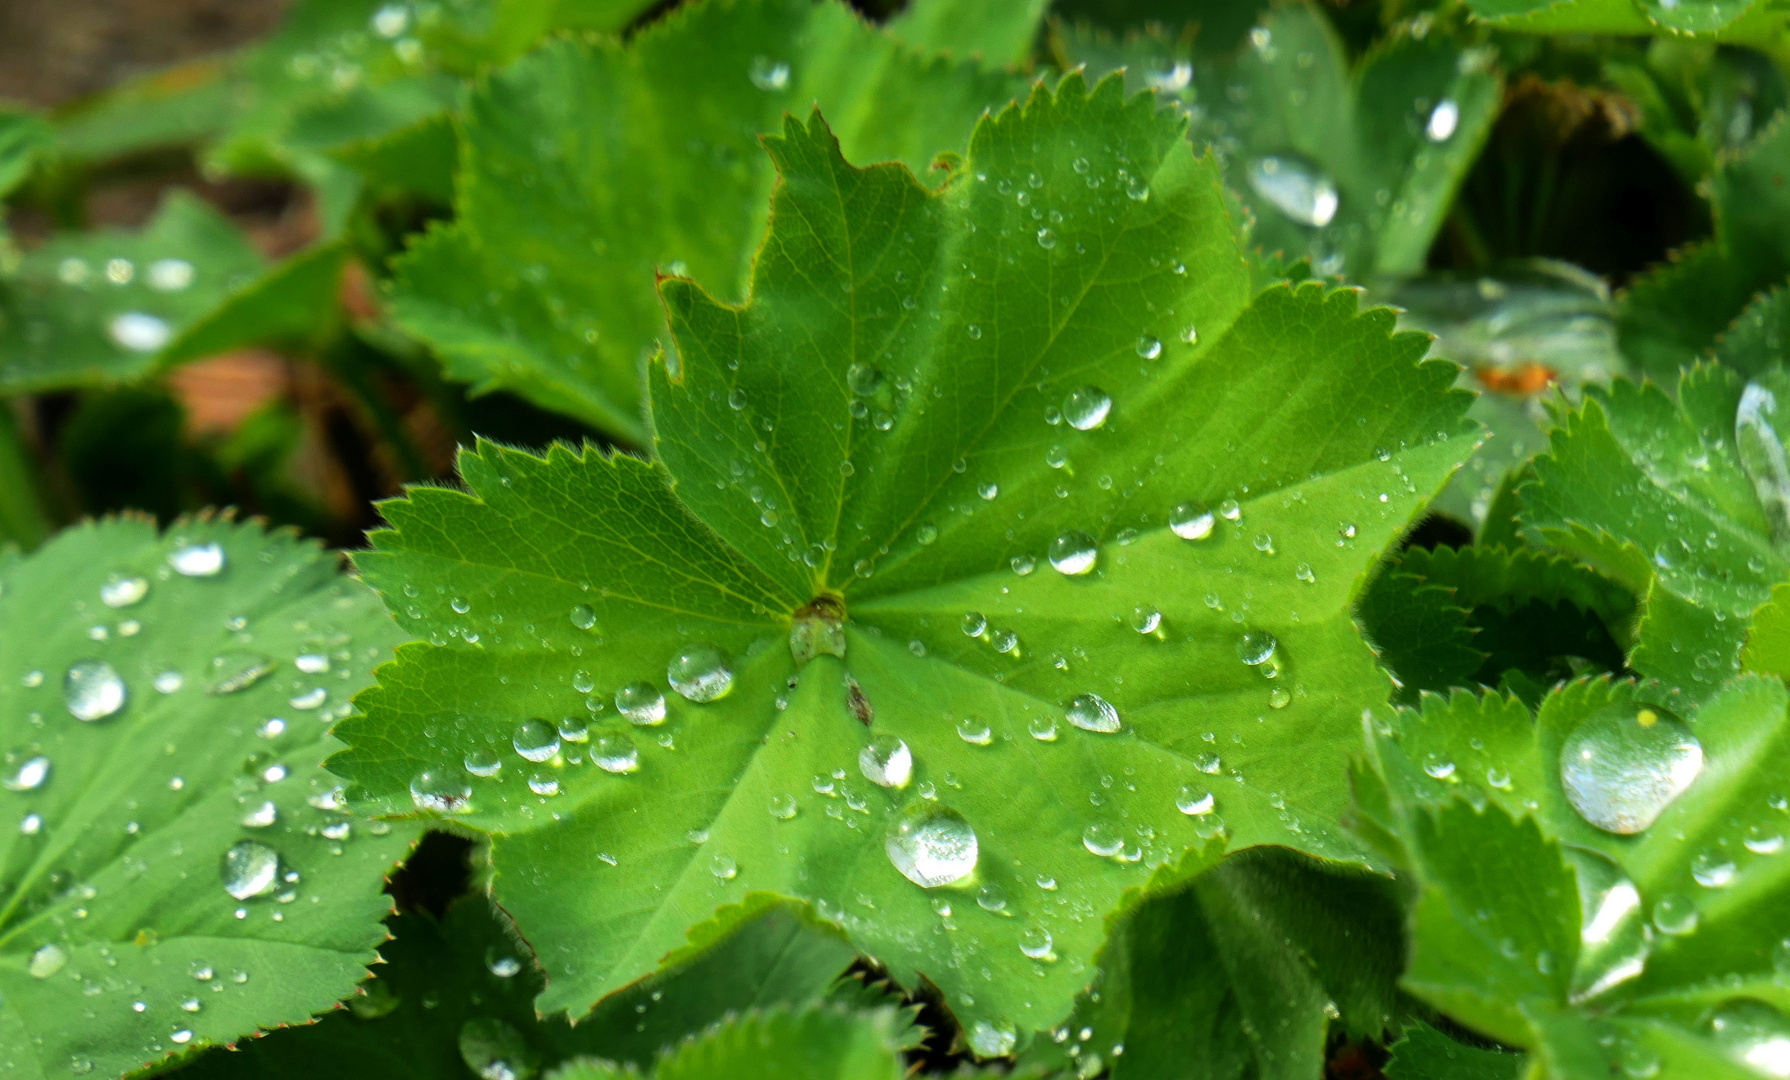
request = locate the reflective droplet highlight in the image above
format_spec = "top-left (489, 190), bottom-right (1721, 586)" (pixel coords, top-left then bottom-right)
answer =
top-left (615, 682), bottom-right (666, 725)
top-left (859, 734), bottom-right (913, 788)
top-left (1066, 693), bottom-right (1120, 734)
top-left (64, 661), bottom-right (126, 721)
top-left (668, 644), bottom-right (733, 702)
top-left (885, 807), bottom-right (978, 887)
top-left (221, 840), bottom-right (280, 900)
top-left (1560, 701), bottom-right (1702, 835)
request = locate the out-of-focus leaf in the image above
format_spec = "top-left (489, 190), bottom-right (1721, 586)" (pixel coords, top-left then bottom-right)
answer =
top-left (51, 59), bottom-right (237, 163)
top-left (1715, 282), bottom-right (1790, 376)
top-left (887, 0), bottom-right (1049, 65)
top-left (326, 114), bottom-right (457, 206)
top-left (1464, 0), bottom-right (1790, 51)
top-left (549, 1006), bottom-right (911, 1080)
top-left (390, 0), bottom-right (1028, 439)
top-left (0, 112), bottom-right (50, 202)
top-left (1357, 566), bottom-right (1484, 705)
top-left (0, 407), bottom-right (49, 550)
top-left (0, 515), bottom-right (417, 1078)
top-left (333, 77), bottom-right (1475, 1047)
top-left (160, 244), bottom-right (351, 367)
top-left (1384, 1022), bottom-right (1524, 1080)
top-left (1018, 847), bottom-right (1406, 1080)
top-left (1062, 6), bottom-right (1503, 277)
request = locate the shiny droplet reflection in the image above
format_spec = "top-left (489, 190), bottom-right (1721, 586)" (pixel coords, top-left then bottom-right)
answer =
top-left (1560, 702), bottom-right (1702, 835)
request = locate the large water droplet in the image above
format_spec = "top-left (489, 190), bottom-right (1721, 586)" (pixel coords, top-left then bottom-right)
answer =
top-left (511, 720), bottom-right (560, 763)
top-left (1064, 386), bottom-right (1112, 431)
top-left (1562, 847), bottom-right (1649, 1003)
top-left (593, 735), bottom-right (639, 774)
top-left (1652, 892), bottom-right (1699, 936)
top-left (1738, 378), bottom-right (1790, 541)
top-left (1247, 154), bottom-right (1339, 228)
top-left (410, 769), bottom-right (472, 813)
top-left (1048, 530), bottom-right (1098, 575)
top-left (464, 749), bottom-right (502, 777)
top-left (885, 807), bottom-right (978, 887)
top-left (1066, 693), bottom-right (1120, 734)
top-left (458, 1017), bottom-right (539, 1080)
top-left (1020, 925), bottom-right (1055, 960)
top-left (1176, 785), bottom-right (1215, 815)
top-left (859, 734), bottom-right (912, 788)
top-left (1708, 1000), bottom-right (1790, 1078)
top-left (221, 840), bottom-right (280, 900)
top-left (64, 661), bottom-right (125, 721)
top-left (100, 575), bottom-right (149, 608)
top-left (4, 755), bottom-right (49, 792)
top-left (1082, 820), bottom-right (1125, 856)
top-left (1426, 99), bottom-right (1460, 141)
top-left (1170, 502), bottom-right (1215, 540)
top-left (615, 682), bottom-right (666, 725)
top-left (1236, 631), bottom-right (1277, 667)
top-left (667, 644), bottom-right (732, 702)
top-left (109, 312), bottom-right (171, 352)
top-left (967, 1019), bottom-right (1018, 1058)
top-left (28, 943), bottom-right (67, 979)
top-left (169, 542), bottom-right (225, 577)
top-left (1560, 701), bottom-right (1702, 835)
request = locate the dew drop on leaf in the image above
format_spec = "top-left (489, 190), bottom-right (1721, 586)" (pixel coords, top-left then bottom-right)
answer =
top-left (615, 682), bottom-right (666, 725)
top-left (1246, 153), bottom-right (1339, 227)
top-left (859, 734), bottom-right (913, 788)
top-left (569, 604), bottom-right (596, 630)
top-left (885, 807), bottom-right (978, 887)
top-left (1063, 386), bottom-right (1112, 431)
top-left (458, 1018), bottom-right (538, 1080)
top-left (1560, 701), bottom-right (1702, 835)
top-left (1169, 502), bottom-right (1214, 540)
top-left (221, 840), bottom-right (281, 900)
top-left (1066, 693), bottom-right (1120, 734)
top-left (1028, 715), bottom-right (1059, 742)
top-left (1563, 846), bottom-right (1649, 1003)
top-left (1048, 530), bottom-right (1098, 575)
top-left (1236, 631), bottom-right (1277, 667)
top-left (1020, 925), bottom-right (1055, 960)
top-left (1651, 892), bottom-right (1699, 936)
top-left (109, 312), bottom-right (171, 353)
top-left (956, 717), bottom-right (992, 746)
top-left (593, 735), bottom-right (639, 774)
top-left (512, 719), bottom-right (560, 762)
top-left (1691, 850), bottom-right (1737, 889)
top-left (667, 643), bottom-right (733, 702)
top-left (64, 661), bottom-right (125, 721)
top-left (168, 542), bottom-right (225, 577)
top-left (99, 575), bottom-right (148, 608)
top-left (4, 755), bottom-right (49, 792)
top-left (1426, 99), bottom-right (1460, 142)
top-left (1706, 1000), bottom-right (1790, 1078)
top-left (1176, 785), bottom-right (1214, 815)
top-left (961, 611), bottom-right (987, 636)
top-left (528, 772), bottom-right (559, 796)
top-left (1135, 335), bottom-right (1161, 359)
top-left (1130, 607), bottom-right (1162, 634)
top-left (28, 943), bottom-right (67, 979)
top-left (1082, 820), bottom-right (1125, 857)
top-left (768, 793), bottom-right (798, 820)
top-left (241, 801), bottom-right (278, 828)
top-left (410, 769), bottom-right (472, 813)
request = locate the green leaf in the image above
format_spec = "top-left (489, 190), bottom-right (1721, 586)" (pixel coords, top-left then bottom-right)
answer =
top-left (1359, 677), bottom-right (1790, 1065)
top-left (170, 893), bottom-right (860, 1078)
top-left (1522, 367), bottom-right (1781, 702)
top-left (1357, 564), bottom-right (1483, 705)
top-left (1463, 0), bottom-right (1790, 49)
top-left (1383, 1022), bottom-right (1524, 1080)
top-left (389, 0), bottom-right (1028, 440)
top-left (52, 59), bottom-right (238, 164)
top-left (1060, 5), bottom-right (1502, 277)
top-left (887, 0), bottom-right (1049, 66)
top-left (551, 1005), bottom-right (911, 1080)
top-left (335, 73), bottom-right (1475, 1046)
top-left (1716, 282), bottom-right (1790, 378)
top-left (1018, 847), bottom-right (1406, 1080)
top-left (1742, 581), bottom-right (1790, 677)
top-left (0, 111), bottom-right (50, 203)
top-left (0, 515), bottom-right (417, 1078)
top-left (0, 193), bottom-right (265, 394)
top-left (158, 243), bottom-right (352, 368)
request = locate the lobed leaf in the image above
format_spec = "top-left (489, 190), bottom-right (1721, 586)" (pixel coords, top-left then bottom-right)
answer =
top-left (551, 1004), bottom-right (912, 1080)
top-left (0, 515), bottom-right (417, 1078)
top-left (336, 72), bottom-right (1475, 1047)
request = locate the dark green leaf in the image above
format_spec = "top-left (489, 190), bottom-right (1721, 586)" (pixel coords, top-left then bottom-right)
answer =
top-left (1383, 1022), bottom-right (1524, 1080)
top-left (551, 1005), bottom-right (911, 1080)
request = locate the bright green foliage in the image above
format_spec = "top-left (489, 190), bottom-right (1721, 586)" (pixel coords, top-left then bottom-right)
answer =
top-left (389, 0), bottom-right (1028, 441)
top-left (1061, 5), bottom-right (1501, 278)
top-left (551, 1005), bottom-right (912, 1080)
top-left (1357, 678), bottom-right (1790, 1067)
top-left (1019, 847), bottom-right (1406, 1079)
top-left (169, 895), bottom-right (863, 1078)
top-left (1717, 286), bottom-right (1790, 376)
top-left (0, 515), bottom-right (416, 1078)
top-left (887, 0), bottom-right (1050, 66)
top-left (1464, 0), bottom-right (1790, 47)
top-left (1522, 368), bottom-right (1782, 701)
top-left (333, 75), bottom-right (1474, 1046)
top-left (1358, 545), bottom-right (1634, 706)
top-left (1384, 1022), bottom-right (1524, 1080)
top-left (1621, 116), bottom-right (1790, 378)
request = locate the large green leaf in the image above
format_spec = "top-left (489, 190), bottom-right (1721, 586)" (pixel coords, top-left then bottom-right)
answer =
top-left (171, 894), bottom-right (861, 1078)
top-left (887, 0), bottom-right (1050, 66)
top-left (333, 77), bottom-right (1475, 1047)
top-left (1357, 677), bottom-right (1790, 1071)
top-left (1017, 847), bottom-right (1406, 1080)
top-left (1061, 4), bottom-right (1502, 278)
top-left (1521, 367), bottom-right (1783, 702)
top-left (389, 0), bottom-right (1029, 440)
top-left (1464, 0), bottom-right (1790, 49)
top-left (550, 1005), bottom-right (912, 1080)
top-left (0, 516), bottom-right (416, 1078)
top-left (1384, 1022), bottom-right (1524, 1080)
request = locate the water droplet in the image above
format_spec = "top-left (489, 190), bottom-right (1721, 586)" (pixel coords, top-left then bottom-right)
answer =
top-left (1246, 154), bottom-right (1340, 227)
top-left (1170, 502), bottom-right (1215, 540)
top-left (489, 954), bottom-right (522, 978)
top-left (1179, 323), bottom-right (1199, 345)
top-left (1028, 715), bottom-right (1058, 741)
top-left (458, 1018), bottom-right (537, 1080)
top-left (769, 793), bottom-right (798, 820)
top-left (979, 481), bottom-right (1000, 501)
top-left (961, 611), bottom-right (987, 637)
top-left (154, 671), bottom-right (184, 693)
top-left (241, 801), bottom-right (278, 828)
top-left (1082, 820), bottom-right (1125, 857)
top-left (4, 755), bottom-right (49, 792)
top-left (1195, 751), bottom-right (1222, 774)
top-left (294, 653), bottom-right (329, 676)
top-left (1562, 847), bottom-right (1649, 1002)
top-left (511, 719), bottom-right (560, 762)
top-left (1236, 631), bottom-right (1277, 667)
top-left (1423, 754), bottom-right (1456, 780)
top-left (614, 682), bottom-right (666, 725)
top-left (1135, 335), bottom-right (1162, 360)
top-left (1707, 1000), bottom-right (1790, 1078)
top-left (859, 734), bottom-right (913, 788)
top-left (410, 769), bottom-right (472, 813)
top-left (1176, 785), bottom-right (1215, 815)
top-left (748, 55), bottom-right (790, 91)
top-left (1064, 387), bottom-right (1112, 431)
top-left (594, 735), bottom-right (639, 774)
top-left (668, 644), bottom-right (732, 702)
top-left (109, 312), bottom-right (171, 353)
top-left (288, 687), bottom-right (327, 710)
top-left (1036, 227), bottom-right (1057, 249)
top-left (168, 542), bottom-right (224, 577)
top-left (1048, 530), bottom-right (1098, 575)
top-left (956, 716), bottom-right (992, 745)
top-left (100, 575), bottom-right (148, 608)
top-left (886, 807), bottom-right (978, 886)
top-left (1130, 607), bottom-right (1161, 634)
top-left (1560, 702), bottom-right (1702, 835)
top-left (569, 604), bottom-right (597, 631)
top-left (1010, 554), bottom-right (1034, 576)
top-left (1652, 892), bottom-right (1699, 936)
top-left (968, 1019), bottom-right (1018, 1058)
top-left (1218, 499), bottom-right (1242, 521)
top-left (221, 840), bottom-right (280, 900)
top-left (64, 661), bottom-right (125, 721)
top-left (1738, 380), bottom-right (1790, 540)
top-left (1020, 925), bottom-right (1055, 960)
top-left (977, 883), bottom-right (1008, 913)
top-left (1066, 693), bottom-right (1120, 734)
top-left (1745, 825), bottom-right (1785, 855)
top-left (727, 387), bottom-right (748, 411)
top-left (528, 772), bottom-right (559, 796)
top-left (29, 943), bottom-right (66, 979)
top-left (1426, 99), bottom-right (1460, 141)
top-left (1692, 850), bottom-right (1737, 888)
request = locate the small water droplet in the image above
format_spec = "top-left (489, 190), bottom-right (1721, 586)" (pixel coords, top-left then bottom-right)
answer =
top-left (1130, 607), bottom-right (1161, 634)
top-left (968, 1019), bottom-right (1018, 1057)
top-left (1020, 925), bottom-right (1055, 960)
top-left (1064, 387), bottom-right (1112, 431)
top-left (594, 735), bottom-right (639, 774)
top-left (748, 55), bottom-right (790, 91)
top-left (1028, 715), bottom-right (1059, 741)
top-left (1170, 502), bottom-right (1215, 540)
top-left (1691, 850), bottom-right (1737, 888)
top-left (109, 312), bottom-right (171, 352)
top-left (1176, 785), bottom-right (1215, 815)
top-left (1236, 631), bottom-right (1277, 667)
top-left (961, 612), bottom-right (987, 637)
top-left (29, 943), bottom-right (67, 979)
top-left (859, 734), bottom-right (913, 788)
top-left (4, 755), bottom-right (49, 792)
top-left (241, 801), bottom-right (278, 828)
top-left (512, 719), bottom-right (560, 762)
top-left (1036, 227), bottom-right (1057, 249)
top-left (410, 769), bottom-right (472, 813)
top-left (1048, 530), bottom-right (1098, 575)
top-left (1082, 820), bottom-right (1125, 857)
top-left (64, 661), bottom-right (125, 721)
top-left (1652, 892), bottom-right (1699, 936)
top-left (1426, 98), bottom-right (1460, 142)
top-left (100, 575), bottom-right (149, 608)
top-left (168, 542), bottom-right (225, 577)
top-left (956, 716), bottom-right (993, 745)
top-left (1246, 153), bottom-right (1339, 227)
top-left (1135, 335), bottom-right (1162, 360)
top-left (769, 793), bottom-right (798, 820)
top-left (615, 682), bottom-right (666, 725)
top-left (1066, 693), bottom-right (1120, 734)
top-left (569, 604), bottom-right (596, 630)
top-left (221, 840), bottom-right (280, 900)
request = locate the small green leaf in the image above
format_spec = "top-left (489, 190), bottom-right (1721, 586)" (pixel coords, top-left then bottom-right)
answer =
top-left (1019, 848), bottom-right (1406, 1080)
top-left (1357, 566), bottom-right (1484, 705)
top-left (0, 516), bottom-right (417, 1078)
top-left (1062, 5), bottom-right (1501, 277)
top-left (1716, 283), bottom-right (1790, 377)
top-left (335, 75), bottom-right (1475, 1044)
top-left (1360, 676), bottom-right (1790, 1065)
top-left (390, 0), bottom-right (1028, 439)
top-left (1523, 367), bottom-right (1780, 701)
top-left (552, 1005), bottom-right (910, 1080)
top-left (0, 111), bottom-right (50, 203)
top-left (1384, 1022), bottom-right (1524, 1080)
top-left (0, 193), bottom-right (264, 393)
